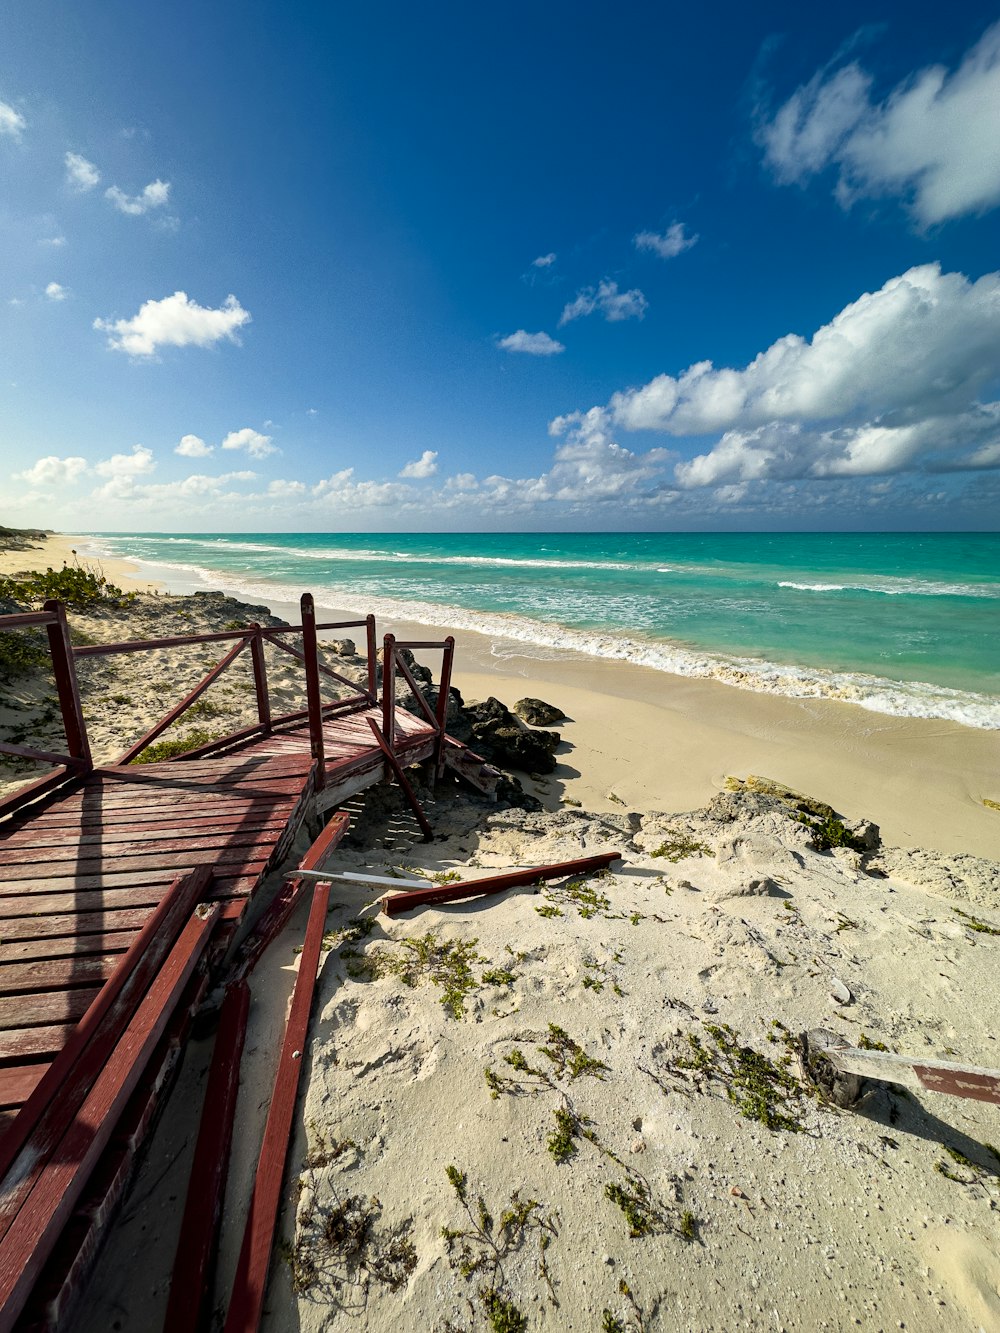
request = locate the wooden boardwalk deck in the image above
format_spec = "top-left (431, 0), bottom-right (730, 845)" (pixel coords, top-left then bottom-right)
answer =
top-left (0, 750), bottom-right (316, 1120)
top-left (0, 594), bottom-right (497, 1328)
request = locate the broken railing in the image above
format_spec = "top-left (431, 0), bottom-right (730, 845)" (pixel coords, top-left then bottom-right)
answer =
top-left (0, 600), bottom-right (92, 817)
top-left (69, 592), bottom-right (377, 769)
top-left (379, 631), bottom-right (455, 777)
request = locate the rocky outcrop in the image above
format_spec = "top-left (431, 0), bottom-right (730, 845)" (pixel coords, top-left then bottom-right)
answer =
top-left (462, 697), bottom-right (561, 774)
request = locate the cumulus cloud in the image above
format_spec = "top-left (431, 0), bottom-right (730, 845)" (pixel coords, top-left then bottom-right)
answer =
top-left (65, 152), bottom-right (100, 191)
top-left (105, 179), bottom-right (170, 216)
top-left (94, 444), bottom-right (155, 478)
top-left (45, 282), bottom-right (68, 301)
top-left (399, 450), bottom-right (439, 479)
top-left (532, 253), bottom-right (557, 268)
top-left (634, 223), bottom-right (698, 259)
top-left (267, 478), bottom-right (307, 497)
top-left (221, 427), bottom-right (276, 458)
top-left (175, 433), bottom-right (213, 458)
top-left (0, 100), bottom-right (26, 139)
top-left (94, 291), bottom-right (251, 357)
top-left (40, 235), bottom-right (67, 247)
top-left (13, 455), bottom-right (87, 486)
top-left (554, 263), bottom-right (1000, 487)
top-left (497, 329), bottom-right (565, 356)
top-left (758, 21), bottom-right (1000, 225)
top-left (559, 280), bottom-right (648, 326)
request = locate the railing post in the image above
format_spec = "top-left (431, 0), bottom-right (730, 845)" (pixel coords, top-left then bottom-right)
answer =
top-left (366, 614), bottom-right (377, 701)
top-left (43, 600), bottom-right (91, 771)
top-left (381, 633), bottom-right (396, 781)
top-left (249, 625), bottom-right (271, 733)
top-left (435, 635), bottom-right (455, 777)
top-left (300, 594), bottom-right (325, 788)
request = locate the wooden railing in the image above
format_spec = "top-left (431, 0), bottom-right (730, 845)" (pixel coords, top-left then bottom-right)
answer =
top-left (70, 594), bottom-right (378, 770)
top-left (0, 601), bottom-right (92, 816)
top-left (380, 631), bottom-right (455, 777)
top-left (0, 591), bottom-right (457, 810)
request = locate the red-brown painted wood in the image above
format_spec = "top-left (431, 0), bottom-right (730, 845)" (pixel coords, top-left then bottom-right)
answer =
top-left (381, 851), bottom-right (623, 915)
top-left (300, 593), bottom-right (325, 788)
top-left (0, 814), bottom-right (290, 850)
top-left (0, 824), bottom-right (292, 864)
top-left (0, 904), bottom-right (221, 1332)
top-left (0, 874), bottom-right (263, 913)
top-left (0, 1026), bottom-right (75, 1062)
top-left (0, 866), bottom-right (214, 1184)
top-left (0, 1065), bottom-right (49, 1111)
top-left (0, 954), bottom-right (119, 995)
top-left (223, 882), bottom-right (331, 1333)
top-left (0, 769), bottom-right (83, 822)
top-left (0, 930), bottom-right (136, 964)
top-left (163, 980), bottom-right (250, 1333)
top-left (43, 600), bottom-right (91, 772)
top-left (366, 717), bottom-right (433, 842)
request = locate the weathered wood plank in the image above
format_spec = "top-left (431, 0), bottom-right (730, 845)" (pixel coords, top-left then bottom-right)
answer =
top-left (0, 954), bottom-right (121, 996)
top-left (0, 799), bottom-right (299, 832)
top-left (164, 981), bottom-right (250, 1333)
top-left (0, 1026), bottom-right (74, 1062)
top-left (223, 882), bottom-right (331, 1333)
top-left (0, 844), bottom-right (275, 881)
top-left (0, 931), bottom-right (136, 964)
top-left (0, 1065), bottom-right (48, 1111)
top-left (0, 988), bottom-right (100, 1031)
top-left (0, 814), bottom-right (290, 850)
top-left (0, 826), bottom-right (289, 869)
top-left (0, 873), bottom-right (262, 914)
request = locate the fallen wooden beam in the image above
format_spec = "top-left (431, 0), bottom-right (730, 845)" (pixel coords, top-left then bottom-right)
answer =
top-left (163, 980), bottom-right (251, 1333)
top-left (380, 851), bottom-right (622, 916)
top-left (229, 811), bottom-right (350, 983)
top-left (801, 1028), bottom-right (1000, 1107)
top-left (222, 880), bottom-right (332, 1333)
top-left (365, 717), bottom-right (433, 842)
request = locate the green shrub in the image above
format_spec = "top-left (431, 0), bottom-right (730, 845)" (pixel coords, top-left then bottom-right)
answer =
top-left (0, 564), bottom-right (134, 611)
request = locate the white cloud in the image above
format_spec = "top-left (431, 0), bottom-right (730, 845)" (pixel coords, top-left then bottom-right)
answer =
top-left (221, 427), bottom-right (276, 458)
top-left (312, 467), bottom-right (414, 508)
top-left (94, 444), bottom-right (155, 478)
top-left (532, 253), bottom-right (557, 268)
top-left (559, 280), bottom-right (648, 326)
top-left (94, 291), bottom-right (251, 357)
top-left (554, 263), bottom-right (1000, 487)
top-left (634, 223), bottom-right (698, 259)
top-left (758, 21), bottom-right (1000, 225)
top-left (45, 282), bottom-right (68, 301)
top-left (609, 264), bottom-right (1000, 437)
top-left (175, 433), bottom-right (213, 458)
top-left (399, 450), bottom-right (439, 479)
top-left (497, 329), bottom-right (565, 356)
top-left (105, 179), bottom-right (170, 216)
top-left (445, 472), bottom-right (479, 491)
top-left (0, 100), bottom-right (26, 139)
top-left (40, 235), bottom-right (67, 248)
top-left (65, 152), bottom-right (100, 191)
top-left (13, 455), bottom-right (87, 486)
top-left (267, 478), bottom-right (307, 497)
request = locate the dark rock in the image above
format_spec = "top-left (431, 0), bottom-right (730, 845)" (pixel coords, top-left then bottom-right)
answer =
top-left (513, 697), bottom-right (566, 726)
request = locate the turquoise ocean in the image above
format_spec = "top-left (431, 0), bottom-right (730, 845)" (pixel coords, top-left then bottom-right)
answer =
top-left (84, 532), bottom-right (1000, 730)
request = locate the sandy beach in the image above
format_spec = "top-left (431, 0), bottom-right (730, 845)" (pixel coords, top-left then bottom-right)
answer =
top-left (2, 531), bottom-right (999, 1332)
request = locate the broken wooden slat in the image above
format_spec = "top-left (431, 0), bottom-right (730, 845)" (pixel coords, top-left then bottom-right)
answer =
top-left (163, 980), bottom-right (251, 1333)
top-left (223, 881), bottom-right (332, 1333)
top-left (802, 1028), bottom-right (1000, 1107)
top-left (0, 903), bottom-right (221, 1333)
top-left (284, 868), bottom-right (426, 889)
top-left (366, 717), bottom-right (433, 842)
top-left (230, 811), bottom-right (351, 983)
top-left (380, 850), bottom-right (622, 915)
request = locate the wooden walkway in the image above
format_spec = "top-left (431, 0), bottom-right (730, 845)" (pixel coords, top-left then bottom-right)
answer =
top-left (0, 750), bottom-right (316, 1122)
top-left (0, 593), bottom-right (497, 1329)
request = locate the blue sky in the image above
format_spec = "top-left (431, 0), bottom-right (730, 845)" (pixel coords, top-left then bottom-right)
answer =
top-left (2, 0), bottom-right (999, 531)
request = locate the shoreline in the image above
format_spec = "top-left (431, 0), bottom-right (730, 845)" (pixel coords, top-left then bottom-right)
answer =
top-left (5, 531), bottom-right (999, 858)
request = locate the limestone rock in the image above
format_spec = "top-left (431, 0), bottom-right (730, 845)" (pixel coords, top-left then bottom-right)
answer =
top-left (724, 774), bottom-right (836, 821)
top-left (513, 697), bottom-right (566, 726)
top-left (323, 637), bottom-right (356, 657)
